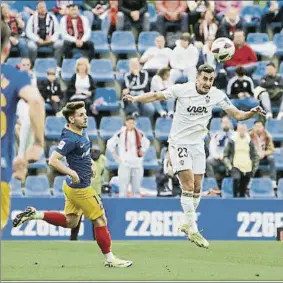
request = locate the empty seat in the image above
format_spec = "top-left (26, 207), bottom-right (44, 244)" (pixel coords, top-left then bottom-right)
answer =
top-left (105, 149), bottom-right (118, 170)
top-left (61, 59), bottom-right (76, 81)
top-left (155, 118), bottom-right (172, 141)
top-left (241, 5), bottom-right (262, 28)
top-left (25, 175), bottom-right (51, 197)
top-left (239, 118), bottom-right (256, 130)
top-left (143, 146), bottom-right (158, 170)
top-left (6, 57), bottom-right (21, 67)
top-left (273, 33), bottom-right (283, 56)
top-left (280, 62), bottom-right (283, 77)
top-left (252, 61), bottom-right (269, 82)
top-left (115, 59), bottom-right (130, 83)
top-left (250, 178), bottom-right (275, 198)
top-left (10, 178), bottom-right (22, 196)
top-left (87, 117), bottom-right (98, 139)
top-left (45, 116), bottom-right (66, 139)
top-left (34, 58), bottom-right (57, 80)
top-left (111, 31), bottom-right (136, 54)
top-left (90, 59), bottom-right (114, 82)
top-left (278, 178), bottom-right (283, 198)
top-left (148, 3), bottom-right (157, 24)
top-left (221, 178), bottom-right (233, 198)
top-left (209, 118), bottom-right (221, 134)
top-left (274, 149), bottom-right (283, 171)
top-left (136, 117), bottom-right (154, 140)
top-left (28, 153), bottom-right (48, 169)
top-left (138, 31), bottom-right (159, 53)
top-left (90, 31), bottom-right (109, 54)
top-left (265, 119), bottom-right (283, 141)
top-left (48, 145), bottom-right (57, 158)
top-left (53, 175), bottom-right (66, 196)
top-left (95, 88), bottom-right (120, 111)
top-left (202, 177), bottom-right (218, 192)
top-left (141, 177), bottom-right (157, 191)
top-left (99, 116), bottom-right (123, 140)
top-left (246, 33), bottom-right (269, 44)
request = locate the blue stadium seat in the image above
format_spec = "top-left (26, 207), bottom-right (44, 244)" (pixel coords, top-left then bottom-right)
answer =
top-left (106, 149), bottom-right (118, 170)
top-left (115, 59), bottom-right (130, 83)
top-left (141, 177), bottom-right (157, 191)
top-left (111, 31), bottom-right (136, 54)
top-left (10, 178), bottom-right (22, 197)
top-left (148, 3), bottom-right (157, 24)
top-left (87, 117), bottom-right (98, 139)
top-left (274, 149), bottom-right (283, 171)
top-left (28, 153), bottom-right (48, 170)
top-left (246, 33), bottom-right (269, 44)
top-left (202, 177), bottom-right (218, 192)
top-left (280, 62), bottom-right (283, 77)
top-left (221, 178), bottom-right (233, 198)
top-left (90, 31), bottom-right (109, 54)
top-left (241, 5), bottom-right (262, 28)
top-left (110, 176), bottom-right (119, 193)
top-left (278, 178), bottom-right (283, 198)
top-left (25, 175), bottom-right (51, 197)
top-left (95, 88), bottom-right (120, 111)
top-left (6, 57), bottom-right (21, 67)
top-left (45, 116), bottom-right (66, 139)
top-left (90, 59), bottom-right (114, 82)
top-left (143, 146), bottom-right (158, 170)
top-left (252, 61), bottom-right (268, 82)
top-left (138, 31), bottom-right (159, 53)
top-left (34, 58), bottom-right (57, 80)
top-left (99, 116), bottom-right (123, 140)
top-left (265, 119), bottom-right (283, 141)
top-left (48, 145), bottom-right (57, 158)
top-left (136, 117), bottom-right (154, 140)
top-left (155, 118), bottom-right (172, 141)
top-left (61, 59), bottom-right (76, 81)
top-left (273, 33), bottom-right (283, 56)
top-left (53, 176), bottom-right (66, 196)
top-left (250, 178), bottom-right (275, 198)
top-left (209, 118), bottom-right (221, 134)
top-left (239, 118), bottom-right (256, 130)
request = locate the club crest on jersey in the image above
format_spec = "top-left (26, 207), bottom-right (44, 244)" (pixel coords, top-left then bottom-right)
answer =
top-left (205, 95), bottom-right (210, 104)
top-left (187, 106), bottom-right (208, 115)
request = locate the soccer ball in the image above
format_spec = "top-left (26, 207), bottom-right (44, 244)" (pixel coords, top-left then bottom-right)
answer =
top-left (211, 37), bottom-right (235, 62)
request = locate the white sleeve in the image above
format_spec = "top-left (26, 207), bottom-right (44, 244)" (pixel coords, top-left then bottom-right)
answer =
top-left (209, 134), bottom-right (220, 159)
top-left (106, 131), bottom-right (120, 152)
top-left (51, 15), bottom-right (59, 42)
top-left (81, 16), bottom-right (91, 42)
top-left (141, 134), bottom-right (150, 153)
top-left (150, 76), bottom-right (164, 92)
top-left (26, 16), bottom-right (40, 42)
top-left (216, 91), bottom-right (236, 111)
top-left (162, 84), bottom-right (182, 100)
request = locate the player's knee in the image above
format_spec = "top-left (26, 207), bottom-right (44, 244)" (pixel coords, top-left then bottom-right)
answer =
top-left (66, 216), bottom-right (80, 228)
top-left (194, 186), bottom-right (201, 193)
top-left (92, 215), bottom-right (107, 227)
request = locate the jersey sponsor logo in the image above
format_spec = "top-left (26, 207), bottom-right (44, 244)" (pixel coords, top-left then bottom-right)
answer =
top-left (205, 95), bottom-right (210, 104)
top-left (187, 106), bottom-right (208, 114)
top-left (57, 141), bottom-right (66, 150)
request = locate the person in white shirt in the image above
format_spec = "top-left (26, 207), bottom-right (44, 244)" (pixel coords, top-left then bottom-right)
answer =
top-left (124, 64), bottom-right (266, 248)
top-left (60, 4), bottom-right (94, 61)
top-left (169, 33), bottom-right (199, 84)
top-left (26, 1), bottom-right (62, 66)
top-left (140, 35), bottom-right (172, 72)
top-left (107, 116), bottom-right (150, 197)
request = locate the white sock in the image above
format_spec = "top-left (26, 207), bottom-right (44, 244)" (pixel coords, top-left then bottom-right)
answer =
top-left (180, 191), bottom-right (198, 233)
top-left (193, 192), bottom-right (201, 211)
top-left (33, 211), bottom-right (44, 220)
top-left (104, 252), bottom-right (114, 262)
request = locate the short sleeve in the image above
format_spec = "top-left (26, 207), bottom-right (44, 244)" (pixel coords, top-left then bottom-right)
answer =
top-left (15, 71), bottom-right (31, 95)
top-left (216, 92), bottom-right (236, 111)
top-left (163, 84), bottom-right (182, 100)
top-left (56, 138), bottom-right (76, 156)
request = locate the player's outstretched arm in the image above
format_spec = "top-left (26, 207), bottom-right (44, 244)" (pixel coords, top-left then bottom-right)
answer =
top-left (123, 91), bottom-right (166, 104)
top-left (225, 106), bottom-right (266, 121)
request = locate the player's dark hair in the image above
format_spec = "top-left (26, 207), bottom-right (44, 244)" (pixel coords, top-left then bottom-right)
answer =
top-left (157, 67), bottom-right (170, 80)
top-left (1, 20), bottom-right (11, 51)
top-left (62, 101), bottom-right (85, 123)
top-left (267, 62), bottom-right (276, 68)
top-left (197, 64), bottom-right (215, 75)
top-left (125, 115), bottom-right (136, 121)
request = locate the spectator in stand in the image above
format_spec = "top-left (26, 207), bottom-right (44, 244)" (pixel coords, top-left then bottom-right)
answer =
top-left (61, 4), bottom-right (95, 61)
top-left (38, 68), bottom-right (62, 115)
top-left (151, 67), bottom-right (174, 118)
top-left (66, 58), bottom-right (95, 113)
top-left (18, 57), bottom-right (37, 86)
top-left (1, 3), bottom-right (29, 57)
top-left (224, 30), bottom-right (257, 68)
top-left (156, 1), bottom-right (188, 35)
top-left (26, 1), bottom-right (62, 66)
top-left (249, 120), bottom-right (277, 188)
top-left (82, 0), bottom-right (111, 32)
top-left (206, 116), bottom-right (234, 179)
top-left (187, 0), bottom-right (215, 27)
top-left (122, 58), bottom-right (154, 117)
top-left (106, 116), bottom-right (150, 198)
top-left (215, 1), bottom-right (242, 16)
top-left (224, 123), bottom-right (259, 198)
top-left (52, 0), bottom-right (73, 19)
top-left (140, 35), bottom-right (172, 73)
top-left (117, 0), bottom-right (149, 32)
top-left (169, 33), bottom-right (199, 84)
top-left (260, 1), bottom-right (283, 33)
top-left (218, 7), bottom-right (244, 40)
top-left (259, 62), bottom-right (283, 120)
top-left (194, 9), bottom-right (218, 43)
top-left (227, 67), bottom-right (258, 111)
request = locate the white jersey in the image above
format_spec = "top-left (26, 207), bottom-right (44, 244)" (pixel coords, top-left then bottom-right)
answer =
top-left (163, 82), bottom-right (235, 145)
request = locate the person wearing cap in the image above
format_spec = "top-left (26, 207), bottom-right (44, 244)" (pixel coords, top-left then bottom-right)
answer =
top-left (106, 116), bottom-right (150, 197)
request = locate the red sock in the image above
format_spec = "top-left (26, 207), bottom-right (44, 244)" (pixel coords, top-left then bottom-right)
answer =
top-left (43, 212), bottom-right (67, 228)
top-left (95, 226), bottom-right (111, 254)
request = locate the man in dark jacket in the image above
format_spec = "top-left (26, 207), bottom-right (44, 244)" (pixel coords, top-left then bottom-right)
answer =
top-left (224, 123), bottom-right (259, 197)
top-left (117, 0), bottom-right (149, 32)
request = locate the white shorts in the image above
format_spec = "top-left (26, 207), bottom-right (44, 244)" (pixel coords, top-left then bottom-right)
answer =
top-left (168, 143), bottom-right (206, 175)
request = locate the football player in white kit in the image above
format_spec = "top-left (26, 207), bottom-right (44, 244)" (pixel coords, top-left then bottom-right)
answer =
top-left (124, 64), bottom-right (265, 248)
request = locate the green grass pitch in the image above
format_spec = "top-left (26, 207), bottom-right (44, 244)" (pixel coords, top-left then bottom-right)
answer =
top-left (2, 241), bottom-right (283, 281)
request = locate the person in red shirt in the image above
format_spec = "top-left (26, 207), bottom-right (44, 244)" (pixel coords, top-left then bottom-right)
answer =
top-left (224, 30), bottom-right (257, 68)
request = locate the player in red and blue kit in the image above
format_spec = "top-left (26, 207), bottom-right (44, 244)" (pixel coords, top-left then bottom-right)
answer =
top-left (1, 20), bottom-right (45, 230)
top-left (13, 101), bottom-right (132, 268)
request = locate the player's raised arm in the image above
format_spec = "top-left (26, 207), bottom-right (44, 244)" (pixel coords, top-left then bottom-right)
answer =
top-left (225, 106), bottom-right (266, 121)
top-left (123, 91), bottom-right (166, 104)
